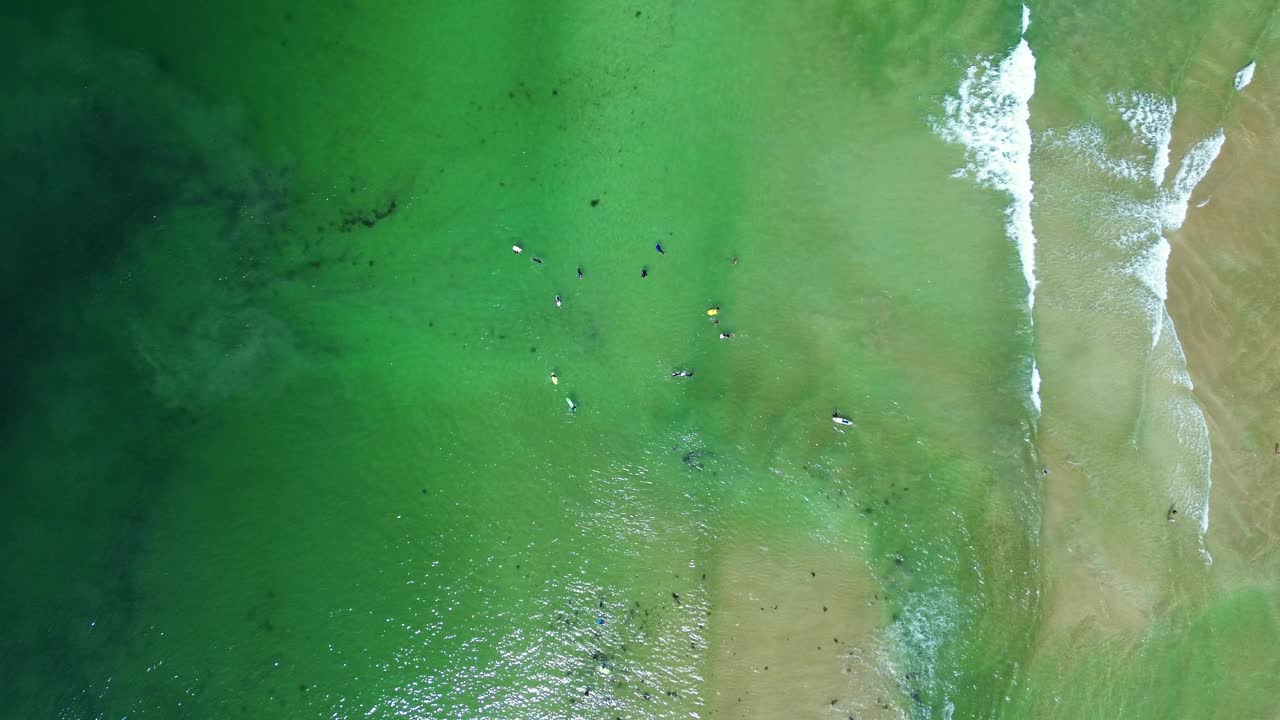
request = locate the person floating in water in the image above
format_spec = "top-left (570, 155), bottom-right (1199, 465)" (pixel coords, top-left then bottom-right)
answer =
top-left (671, 370), bottom-right (694, 378)
top-left (577, 267), bottom-right (584, 280)
top-left (719, 332), bottom-right (734, 339)
top-left (655, 243), bottom-right (665, 254)
top-left (555, 294), bottom-right (562, 308)
top-left (641, 267), bottom-right (648, 278)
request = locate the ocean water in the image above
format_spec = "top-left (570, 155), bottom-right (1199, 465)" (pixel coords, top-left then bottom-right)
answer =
top-left (2, 2), bottom-right (1277, 719)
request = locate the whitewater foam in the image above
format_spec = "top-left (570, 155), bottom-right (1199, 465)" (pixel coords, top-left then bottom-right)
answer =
top-left (1050, 89), bottom-right (1223, 559)
top-left (888, 587), bottom-right (967, 719)
top-left (1155, 311), bottom-right (1214, 557)
top-left (1161, 130), bottom-right (1225, 230)
top-left (1234, 61), bottom-right (1256, 90)
top-left (932, 40), bottom-right (1038, 310)
top-left (1041, 125), bottom-right (1144, 181)
top-left (1109, 92), bottom-right (1176, 186)
top-left (932, 11), bottom-right (1040, 414)
top-left (1030, 361), bottom-right (1041, 413)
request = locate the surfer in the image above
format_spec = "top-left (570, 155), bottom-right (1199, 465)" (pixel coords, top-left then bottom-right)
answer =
top-left (1167, 505), bottom-right (1178, 522)
top-left (532, 257), bottom-right (544, 264)
top-left (656, 243), bottom-right (665, 254)
top-left (550, 372), bottom-right (558, 385)
top-left (512, 245), bottom-right (523, 254)
top-left (577, 267), bottom-right (584, 280)
top-left (832, 412), bottom-right (854, 426)
top-left (671, 370), bottom-right (694, 378)
top-left (719, 332), bottom-right (734, 339)
top-left (555, 294), bottom-right (562, 308)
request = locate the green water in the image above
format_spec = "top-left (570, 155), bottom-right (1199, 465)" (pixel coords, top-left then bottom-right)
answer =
top-left (2, 1), bottom-right (1277, 718)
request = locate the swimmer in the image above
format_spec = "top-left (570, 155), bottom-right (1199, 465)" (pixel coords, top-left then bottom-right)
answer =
top-left (832, 412), bottom-right (854, 426)
top-left (671, 370), bottom-right (694, 378)
top-left (512, 245), bottom-right (523, 254)
top-left (555, 294), bottom-right (562, 308)
top-left (731, 256), bottom-right (738, 265)
top-left (655, 243), bottom-right (665, 254)
top-left (532, 257), bottom-right (544, 264)
top-left (641, 267), bottom-right (648, 278)
top-left (550, 372), bottom-right (559, 385)
top-left (577, 267), bottom-right (584, 280)
top-left (719, 332), bottom-right (734, 339)
top-left (1167, 505), bottom-right (1178, 522)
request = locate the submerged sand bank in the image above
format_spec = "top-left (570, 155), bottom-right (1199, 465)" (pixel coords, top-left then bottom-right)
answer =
top-left (706, 536), bottom-right (905, 719)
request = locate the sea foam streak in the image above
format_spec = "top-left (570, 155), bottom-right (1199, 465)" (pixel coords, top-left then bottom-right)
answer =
top-left (932, 5), bottom-right (1040, 414)
top-left (1052, 92), bottom-right (1223, 556)
top-left (932, 40), bottom-right (1037, 309)
top-left (1110, 92), bottom-right (1175, 186)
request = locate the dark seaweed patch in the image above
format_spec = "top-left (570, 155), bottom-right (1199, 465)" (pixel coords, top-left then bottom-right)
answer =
top-left (337, 198), bottom-right (398, 232)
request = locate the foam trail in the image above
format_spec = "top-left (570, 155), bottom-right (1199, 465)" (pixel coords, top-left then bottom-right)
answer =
top-left (1030, 361), bottom-right (1041, 413)
top-left (932, 47), bottom-right (1036, 309)
top-left (932, 8), bottom-right (1040, 414)
top-left (1050, 93), bottom-right (1224, 558)
top-left (1157, 310), bottom-right (1214, 561)
top-left (1234, 61), bottom-right (1256, 90)
top-left (1109, 93), bottom-right (1175, 186)
top-left (1161, 130), bottom-right (1225, 231)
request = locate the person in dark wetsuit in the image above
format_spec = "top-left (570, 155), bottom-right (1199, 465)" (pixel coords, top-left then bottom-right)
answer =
top-left (655, 243), bottom-right (665, 254)
top-left (641, 267), bottom-right (648, 278)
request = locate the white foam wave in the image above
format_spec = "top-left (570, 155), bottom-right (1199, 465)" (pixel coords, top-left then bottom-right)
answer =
top-left (1123, 235), bottom-right (1171, 346)
top-left (1021, 4), bottom-right (1031, 34)
top-left (889, 587), bottom-right (966, 718)
top-left (933, 40), bottom-right (1037, 310)
top-left (1108, 92), bottom-right (1176, 186)
top-left (932, 26), bottom-right (1040, 414)
top-left (1155, 312), bottom-right (1213, 556)
top-left (1234, 61), bottom-right (1256, 90)
top-left (1068, 114), bottom-right (1223, 347)
top-left (1161, 130), bottom-right (1225, 230)
top-left (1030, 361), bottom-right (1042, 413)
top-left (1041, 125), bottom-right (1144, 181)
top-left (1049, 91), bottom-right (1222, 559)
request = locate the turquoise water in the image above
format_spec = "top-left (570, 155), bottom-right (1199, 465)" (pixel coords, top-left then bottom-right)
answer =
top-left (2, 2), bottom-right (1278, 718)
